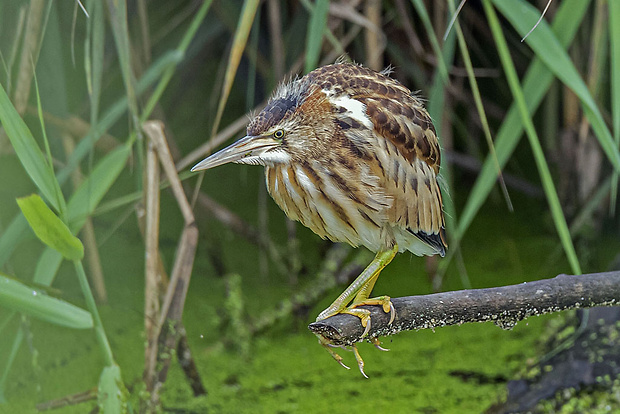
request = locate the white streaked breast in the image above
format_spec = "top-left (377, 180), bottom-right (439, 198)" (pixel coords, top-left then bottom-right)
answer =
top-left (279, 166), bottom-right (302, 203)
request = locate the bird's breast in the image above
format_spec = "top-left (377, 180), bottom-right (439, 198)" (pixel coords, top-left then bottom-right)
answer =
top-left (265, 161), bottom-right (391, 252)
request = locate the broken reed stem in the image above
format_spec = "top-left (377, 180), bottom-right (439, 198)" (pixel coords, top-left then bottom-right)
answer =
top-left (176, 326), bottom-right (207, 396)
top-left (308, 271), bottom-right (620, 346)
top-left (144, 121), bottom-right (196, 327)
top-left (143, 136), bottom-right (161, 391)
top-left (142, 121), bottom-right (200, 410)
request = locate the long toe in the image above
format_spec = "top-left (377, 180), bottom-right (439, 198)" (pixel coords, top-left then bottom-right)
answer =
top-left (340, 308), bottom-right (371, 338)
top-left (317, 335), bottom-right (351, 370)
top-left (371, 337), bottom-right (390, 352)
top-left (352, 344), bottom-right (368, 378)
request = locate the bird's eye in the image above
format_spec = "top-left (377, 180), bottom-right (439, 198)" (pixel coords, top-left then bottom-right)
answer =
top-left (273, 129), bottom-right (285, 140)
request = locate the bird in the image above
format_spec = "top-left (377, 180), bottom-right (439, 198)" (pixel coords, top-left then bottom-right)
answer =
top-left (192, 62), bottom-right (446, 377)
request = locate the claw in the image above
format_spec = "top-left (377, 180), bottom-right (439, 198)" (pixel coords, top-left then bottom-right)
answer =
top-left (340, 308), bottom-right (371, 338)
top-left (326, 343), bottom-right (347, 350)
top-left (381, 298), bottom-right (392, 313)
top-left (371, 337), bottom-right (390, 352)
top-left (315, 294), bottom-right (396, 376)
top-left (377, 296), bottom-right (396, 324)
top-left (352, 344), bottom-right (368, 378)
top-left (317, 336), bottom-right (351, 370)
top-left (361, 316), bottom-right (371, 338)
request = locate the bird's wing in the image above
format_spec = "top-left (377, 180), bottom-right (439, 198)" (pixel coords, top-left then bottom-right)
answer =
top-left (312, 64), bottom-right (446, 254)
top-left (360, 93), bottom-right (446, 255)
top-left (348, 93), bottom-right (445, 255)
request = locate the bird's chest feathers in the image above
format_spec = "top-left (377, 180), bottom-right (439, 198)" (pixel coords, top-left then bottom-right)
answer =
top-left (264, 159), bottom-right (391, 252)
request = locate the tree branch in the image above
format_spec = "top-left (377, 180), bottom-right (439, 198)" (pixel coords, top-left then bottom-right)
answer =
top-left (308, 271), bottom-right (620, 346)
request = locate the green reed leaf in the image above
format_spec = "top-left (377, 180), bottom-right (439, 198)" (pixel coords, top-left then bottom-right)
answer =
top-left (483, 0), bottom-right (581, 275)
top-left (493, 0), bottom-right (619, 173)
top-left (17, 194), bottom-right (84, 261)
top-left (98, 364), bottom-right (126, 413)
top-left (305, 0), bottom-right (329, 73)
top-left (0, 272), bottom-right (93, 329)
top-left (610, 0), bottom-right (620, 212)
top-left (0, 82), bottom-right (63, 212)
top-left (211, 0), bottom-right (260, 138)
top-left (452, 0), bottom-right (589, 253)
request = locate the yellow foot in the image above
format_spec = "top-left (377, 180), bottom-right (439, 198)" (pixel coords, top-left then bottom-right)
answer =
top-left (316, 335), bottom-right (369, 378)
top-left (350, 337), bottom-right (391, 377)
top-left (340, 307), bottom-right (372, 337)
top-left (315, 295), bottom-right (396, 377)
top-left (316, 296), bottom-right (396, 338)
top-left (315, 297), bottom-right (395, 377)
top-left (316, 337), bottom-right (390, 378)
top-left (349, 295), bottom-right (396, 328)
top-left (317, 335), bottom-right (351, 371)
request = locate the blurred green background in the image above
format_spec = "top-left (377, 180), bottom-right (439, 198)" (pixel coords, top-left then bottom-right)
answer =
top-left (0, 0), bottom-right (619, 412)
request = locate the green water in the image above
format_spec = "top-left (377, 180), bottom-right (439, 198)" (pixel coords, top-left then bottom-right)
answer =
top-left (1, 156), bottom-right (618, 413)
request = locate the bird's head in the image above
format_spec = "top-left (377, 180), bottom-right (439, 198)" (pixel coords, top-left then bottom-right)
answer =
top-left (191, 77), bottom-right (333, 173)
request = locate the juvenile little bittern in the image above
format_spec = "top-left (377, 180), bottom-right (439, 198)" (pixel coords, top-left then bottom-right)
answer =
top-left (192, 62), bottom-right (446, 376)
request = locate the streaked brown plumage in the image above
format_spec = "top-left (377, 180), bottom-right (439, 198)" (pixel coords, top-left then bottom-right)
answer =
top-left (192, 62), bottom-right (446, 376)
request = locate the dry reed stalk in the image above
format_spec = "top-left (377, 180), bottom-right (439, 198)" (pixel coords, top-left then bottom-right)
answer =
top-left (142, 120), bottom-right (200, 411)
top-left (143, 134), bottom-right (161, 396)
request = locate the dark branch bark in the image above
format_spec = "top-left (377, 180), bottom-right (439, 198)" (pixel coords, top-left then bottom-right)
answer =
top-left (308, 271), bottom-right (620, 346)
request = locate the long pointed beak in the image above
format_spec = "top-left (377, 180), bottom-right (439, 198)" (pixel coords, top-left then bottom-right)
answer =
top-left (191, 135), bottom-right (278, 171)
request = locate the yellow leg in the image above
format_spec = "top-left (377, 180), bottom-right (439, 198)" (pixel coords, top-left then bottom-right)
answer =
top-left (316, 243), bottom-right (398, 323)
top-left (352, 264), bottom-right (382, 303)
top-left (315, 244), bottom-right (399, 376)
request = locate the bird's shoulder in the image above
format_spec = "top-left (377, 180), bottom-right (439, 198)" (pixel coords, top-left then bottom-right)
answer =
top-left (308, 64), bottom-right (441, 174)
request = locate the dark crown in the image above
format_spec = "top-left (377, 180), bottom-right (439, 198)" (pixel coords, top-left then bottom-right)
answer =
top-left (247, 77), bottom-right (313, 136)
